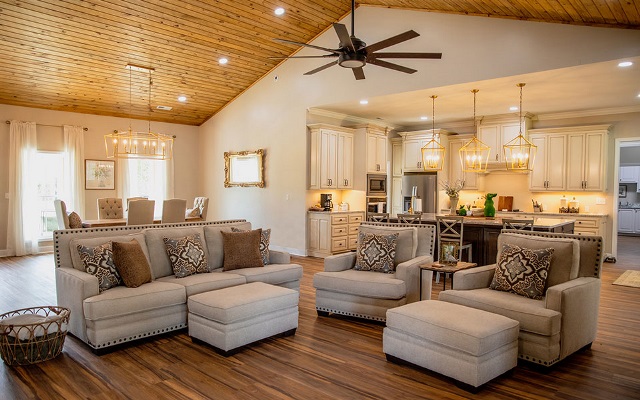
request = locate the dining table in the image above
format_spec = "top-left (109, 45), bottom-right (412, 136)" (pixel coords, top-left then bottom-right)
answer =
top-left (81, 216), bottom-right (202, 228)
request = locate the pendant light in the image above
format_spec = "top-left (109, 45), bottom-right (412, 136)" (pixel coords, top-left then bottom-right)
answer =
top-left (421, 95), bottom-right (445, 171)
top-left (104, 64), bottom-right (174, 160)
top-left (503, 83), bottom-right (536, 171)
top-left (459, 89), bottom-right (490, 173)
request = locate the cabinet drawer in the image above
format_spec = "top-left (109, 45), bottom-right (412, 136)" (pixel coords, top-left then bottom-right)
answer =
top-left (332, 226), bottom-right (348, 236)
top-left (332, 238), bottom-right (348, 252)
top-left (332, 215), bottom-right (349, 225)
top-left (348, 225), bottom-right (360, 235)
top-left (574, 219), bottom-right (597, 228)
top-left (348, 236), bottom-right (358, 250)
top-left (349, 214), bottom-right (363, 223)
top-left (574, 228), bottom-right (599, 236)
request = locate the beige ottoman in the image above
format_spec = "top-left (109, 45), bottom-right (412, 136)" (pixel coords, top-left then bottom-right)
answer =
top-left (384, 300), bottom-right (519, 391)
top-left (188, 282), bottom-right (298, 356)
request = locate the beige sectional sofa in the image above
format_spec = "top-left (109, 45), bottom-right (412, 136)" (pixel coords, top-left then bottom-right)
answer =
top-left (54, 220), bottom-right (303, 351)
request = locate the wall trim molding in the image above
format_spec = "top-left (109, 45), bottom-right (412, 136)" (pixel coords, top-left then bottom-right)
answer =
top-left (270, 245), bottom-right (306, 257)
top-left (537, 105), bottom-right (640, 121)
top-left (307, 108), bottom-right (401, 130)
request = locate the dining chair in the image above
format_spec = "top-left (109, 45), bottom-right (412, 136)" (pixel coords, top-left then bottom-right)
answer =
top-left (126, 200), bottom-right (155, 225)
top-left (367, 212), bottom-right (390, 223)
top-left (191, 197), bottom-right (209, 220)
top-left (97, 198), bottom-right (123, 219)
top-left (126, 196), bottom-right (148, 211)
top-left (397, 213), bottom-right (422, 224)
top-left (502, 218), bottom-right (535, 231)
top-left (53, 199), bottom-right (70, 229)
top-left (161, 199), bottom-right (187, 224)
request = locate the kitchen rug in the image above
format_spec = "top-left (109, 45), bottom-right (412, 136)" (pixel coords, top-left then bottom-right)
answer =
top-left (613, 270), bottom-right (640, 288)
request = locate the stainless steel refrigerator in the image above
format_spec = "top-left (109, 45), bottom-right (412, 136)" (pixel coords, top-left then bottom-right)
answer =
top-left (402, 173), bottom-right (438, 213)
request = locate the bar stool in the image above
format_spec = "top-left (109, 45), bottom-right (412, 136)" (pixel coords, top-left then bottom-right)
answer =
top-left (502, 218), bottom-right (534, 231)
top-left (436, 215), bottom-right (473, 283)
top-left (398, 213), bottom-right (422, 224)
top-left (367, 212), bottom-right (390, 222)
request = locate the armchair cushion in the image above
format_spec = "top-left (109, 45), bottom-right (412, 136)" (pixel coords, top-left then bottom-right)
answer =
top-left (355, 232), bottom-right (398, 273)
top-left (490, 244), bottom-right (554, 300)
top-left (314, 269), bottom-right (406, 300)
top-left (358, 225), bottom-right (417, 265)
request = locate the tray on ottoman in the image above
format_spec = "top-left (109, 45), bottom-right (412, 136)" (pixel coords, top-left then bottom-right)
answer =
top-left (188, 282), bottom-right (299, 356)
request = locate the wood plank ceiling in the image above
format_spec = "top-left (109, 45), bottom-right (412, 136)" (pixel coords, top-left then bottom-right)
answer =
top-left (0, 0), bottom-right (638, 126)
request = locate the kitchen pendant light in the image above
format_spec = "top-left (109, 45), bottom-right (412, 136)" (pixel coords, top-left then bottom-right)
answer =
top-left (459, 89), bottom-right (490, 173)
top-left (421, 95), bottom-right (445, 171)
top-left (503, 83), bottom-right (536, 171)
top-left (104, 64), bottom-right (174, 160)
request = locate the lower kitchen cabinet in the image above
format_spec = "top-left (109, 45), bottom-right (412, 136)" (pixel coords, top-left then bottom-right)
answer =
top-left (618, 209), bottom-right (640, 234)
top-left (308, 211), bottom-right (364, 258)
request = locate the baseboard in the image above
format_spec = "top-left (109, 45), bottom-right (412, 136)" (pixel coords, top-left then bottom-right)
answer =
top-left (270, 245), bottom-right (306, 257)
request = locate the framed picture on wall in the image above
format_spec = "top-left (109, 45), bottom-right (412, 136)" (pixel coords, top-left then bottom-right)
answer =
top-left (85, 159), bottom-right (115, 190)
top-left (619, 184), bottom-right (627, 198)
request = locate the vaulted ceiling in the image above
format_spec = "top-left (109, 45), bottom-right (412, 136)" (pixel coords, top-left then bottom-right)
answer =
top-left (0, 0), bottom-right (638, 126)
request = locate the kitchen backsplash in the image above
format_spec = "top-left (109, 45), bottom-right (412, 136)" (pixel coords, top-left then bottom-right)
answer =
top-left (619, 182), bottom-right (639, 205)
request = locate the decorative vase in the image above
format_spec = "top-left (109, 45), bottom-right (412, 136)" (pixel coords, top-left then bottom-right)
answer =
top-left (484, 193), bottom-right (497, 217)
top-left (449, 197), bottom-right (459, 215)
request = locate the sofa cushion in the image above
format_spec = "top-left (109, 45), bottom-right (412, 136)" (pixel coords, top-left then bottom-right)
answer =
top-left (83, 281), bottom-right (186, 321)
top-left (77, 242), bottom-right (121, 293)
top-left (439, 288), bottom-right (561, 337)
top-left (221, 229), bottom-right (264, 271)
top-left (112, 240), bottom-right (152, 288)
top-left (144, 226), bottom-right (208, 279)
top-left (358, 225), bottom-right (417, 265)
top-left (203, 222), bottom-right (252, 269)
top-left (70, 233), bottom-right (150, 273)
top-left (230, 264), bottom-right (303, 286)
top-left (231, 227), bottom-right (271, 265)
top-left (497, 233), bottom-right (579, 288)
top-left (163, 234), bottom-right (209, 278)
top-left (156, 271), bottom-right (246, 297)
top-left (313, 269), bottom-right (406, 300)
top-left (355, 232), bottom-right (398, 273)
top-left (490, 244), bottom-right (554, 300)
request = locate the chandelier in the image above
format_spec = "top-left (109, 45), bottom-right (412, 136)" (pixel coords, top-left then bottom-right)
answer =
top-left (503, 83), bottom-right (536, 171)
top-left (104, 64), bottom-right (174, 160)
top-left (421, 95), bottom-right (445, 171)
top-left (459, 89), bottom-right (490, 173)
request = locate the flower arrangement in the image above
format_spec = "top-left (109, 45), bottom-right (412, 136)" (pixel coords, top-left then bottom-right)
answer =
top-left (440, 179), bottom-right (464, 198)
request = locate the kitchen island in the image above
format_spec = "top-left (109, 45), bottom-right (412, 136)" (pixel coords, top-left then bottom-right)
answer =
top-left (391, 213), bottom-right (575, 266)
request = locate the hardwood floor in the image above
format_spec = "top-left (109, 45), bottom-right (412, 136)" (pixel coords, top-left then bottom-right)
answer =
top-left (1, 241), bottom-right (639, 399)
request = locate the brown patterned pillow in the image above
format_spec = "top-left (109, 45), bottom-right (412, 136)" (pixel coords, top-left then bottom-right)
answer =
top-left (231, 227), bottom-right (271, 265)
top-left (112, 240), bottom-right (152, 288)
top-left (490, 244), bottom-right (554, 300)
top-left (163, 234), bottom-right (209, 278)
top-left (77, 242), bottom-right (121, 292)
top-left (221, 229), bottom-right (263, 271)
top-left (68, 211), bottom-right (83, 229)
top-left (355, 232), bottom-right (399, 273)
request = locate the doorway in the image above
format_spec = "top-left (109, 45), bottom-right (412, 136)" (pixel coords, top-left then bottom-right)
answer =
top-left (613, 139), bottom-right (640, 262)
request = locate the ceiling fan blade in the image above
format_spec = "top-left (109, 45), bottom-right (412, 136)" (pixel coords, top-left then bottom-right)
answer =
top-left (269, 54), bottom-right (338, 60)
top-left (273, 38), bottom-right (340, 54)
top-left (368, 58), bottom-right (417, 74)
top-left (333, 23), bottom-right (356, 52)
top-left (370, 52), bottom-right (442, 59)
top-left (352, 67), bottom-right (365, 80)
top-left (304, 60), bottom-right (339, 76)
top-left (364, 30), bottom-right (420, 53)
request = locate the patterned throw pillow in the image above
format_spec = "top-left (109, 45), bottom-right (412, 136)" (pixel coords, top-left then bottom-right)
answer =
top-left (355, 232), bottom-right (399, 273)
top-left (77, 242), bottom-right (121, 292)
top-left (163, 234), bottom-right (209, 278)
top-left (68, 211), bottom-right (83, 229)
top-left (231, 227), bottom-right (271, 265)
top-left (490, 244), bottom-right (554, 300)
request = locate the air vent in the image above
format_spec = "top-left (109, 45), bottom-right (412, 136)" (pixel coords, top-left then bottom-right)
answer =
top-left (156, 105), bottom-right (173, 111)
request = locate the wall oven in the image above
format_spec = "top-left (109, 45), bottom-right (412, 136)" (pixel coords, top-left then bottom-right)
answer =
top-left (367, 174), bottom-right (387, 196)
top-left (366, 198), bottom-right (387, 219)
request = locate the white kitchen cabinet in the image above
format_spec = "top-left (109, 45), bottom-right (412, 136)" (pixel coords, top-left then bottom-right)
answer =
top-left (391, 176), bottom-right (403, 217)
top-left (308, 124), bottom-right (355, 190)
top-left (337, 132), bottom-right (354, 189)
top-left (448, 137), bottom-right (478, 190)
top-left (619, 166), bottom-right (639, 183)
top-left (399, 129), bottom-right (451, 173)
top-left (392, 139), bottom-right (403, 176)
top-left (566, 130), bottom-right (607, 191)
top-left (307, 211), bottom-right (364, 257)
top-left (636, 210), bottom-right (640, 233)
top-left (367, 133), bottom-right (388, 174)
top-left (478, 117), bottom-right (531, 163)
top-left (529, 133), bottom-right (566, 191)
top-left (618, 209), bottom-right (635, 233)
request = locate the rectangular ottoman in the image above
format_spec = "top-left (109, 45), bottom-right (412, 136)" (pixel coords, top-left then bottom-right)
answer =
top-left (188, 282), bottom-right (299, 356)
top-left (384, 300), bottom-right (519, 391)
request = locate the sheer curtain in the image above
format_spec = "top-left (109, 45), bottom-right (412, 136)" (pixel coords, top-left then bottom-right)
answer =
top-left (7, 121), bottom-right (39, 256)
top-left (119, 158), bottom-right (174, 216)
top-left (63, 125), bottom-right (85, 217)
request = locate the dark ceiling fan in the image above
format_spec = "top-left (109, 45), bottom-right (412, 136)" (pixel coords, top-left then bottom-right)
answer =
top-left (270, 0), bottom-right (442, 80)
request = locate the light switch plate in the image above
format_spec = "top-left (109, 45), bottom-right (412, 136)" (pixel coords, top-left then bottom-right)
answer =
top-left (595, 197), bottom-right (606, 205)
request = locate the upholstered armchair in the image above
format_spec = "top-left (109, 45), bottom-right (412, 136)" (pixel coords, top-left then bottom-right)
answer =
top-left (54, 199), bottom-right (70, 229)
top-left (439, 230), bottom-right (603, 366)
top-left (313, 222), bottom-right (436, 322)
top-left (187, 197), bottom-right (209, 220)
top-left (97, 198), bottom-right (123, 219)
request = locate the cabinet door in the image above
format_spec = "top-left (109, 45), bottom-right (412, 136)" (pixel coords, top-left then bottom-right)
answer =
top-left (403, 139), bottom-right (423, 171)
top-left (320, 130), bottom-right (338, 188)
top-left (501, 123), bottom-right (521, 163)
top-left (583, 132), bottom-right (605, 191)
top-left (478, 125), bottom-right (500, 163)
top-left (376, 136), bottom-right (388, 173)
top-left (635, 210), bottom-right (640, 233)
top-left (367, 135), bottom-right (379, 173)
top-left (529, 135), bottom-right (548, 190)
top-left (337, 133), bottom-right (353, 188)
top-left (566, 134), bottom-right (585, 190)
top-left (619, 166), bottom-right (637, 183)
top-left (619, 210), bottom-right (635, 233)
top-left (308, 215), bottom-right (331, 253)
top-left (392, 142), bottom-right (403, 176)
top-left (546, 135), bottom-right (566, 190)
top-left (391, 176), bottom-right (403, 217)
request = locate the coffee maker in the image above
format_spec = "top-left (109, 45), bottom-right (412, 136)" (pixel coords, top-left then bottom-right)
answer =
top-left (320, 194), bottom-right (333, 211)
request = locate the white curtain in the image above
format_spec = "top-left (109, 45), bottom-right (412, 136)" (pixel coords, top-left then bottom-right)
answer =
top-left (7, 121), bottom-right (39, 256)
top-left (118, 157), bottom-right (174, 216)
top-left (116, 158), bottom-right (131, 203)
top-left (63, 125), bottom-right (85, 217)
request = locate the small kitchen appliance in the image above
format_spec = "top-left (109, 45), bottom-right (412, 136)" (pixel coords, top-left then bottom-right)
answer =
top-left (320, 194), bottom-right (333, 211)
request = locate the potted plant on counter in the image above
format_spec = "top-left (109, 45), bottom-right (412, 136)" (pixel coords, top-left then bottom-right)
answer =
top-left (441, 180), bottom-right (464, 215)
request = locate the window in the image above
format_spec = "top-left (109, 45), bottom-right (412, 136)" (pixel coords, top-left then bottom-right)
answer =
top-left (35, 152), bottom-right (65, 238)
top-left (126, 159), bottom-right (170, 216)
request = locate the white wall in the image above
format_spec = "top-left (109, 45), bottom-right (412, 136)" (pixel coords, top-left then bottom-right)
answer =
top-left (199, 8), bottom-right (640, 255)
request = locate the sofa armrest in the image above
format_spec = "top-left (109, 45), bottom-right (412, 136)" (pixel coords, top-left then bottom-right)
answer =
top-left (545, 277), bottom-right (601, 360)
top-left (452, 264), bottom-right (496, 290)
top-left (269, 250), bottom-right (290, 264)
top-left (324, 252), bottom-right (357, 272)
top-left (55, 267), bottom-right (99, 343)
top-left (396, 255), bottom-right (433, 303)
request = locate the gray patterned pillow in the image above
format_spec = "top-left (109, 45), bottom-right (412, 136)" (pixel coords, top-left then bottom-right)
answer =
top-left (77, 242), bottom-right (121, 292)
top-left (490, 244), bottom-right (554, 300)
top-left (163, 234), bottom-right (209, 278)
top-left (68, 211), bottom-right (82, 229)
top-left (231, 227), bottom-right (271, 265)
top-left (355, 232), bottom-right (399, 273)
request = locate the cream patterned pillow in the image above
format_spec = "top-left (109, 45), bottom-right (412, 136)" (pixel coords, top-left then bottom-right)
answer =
top-left (163, 234), bottom-right (209, 278)
top-left (77, 242), bottom-right (121, 292)
top-left (355, 232), bottom-right (399, 273)
top-left (490, 244), bottom-right (554, 300)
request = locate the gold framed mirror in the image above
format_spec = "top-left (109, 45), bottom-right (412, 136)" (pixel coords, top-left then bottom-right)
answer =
top-left (224, 149), bottom-right (265, 188)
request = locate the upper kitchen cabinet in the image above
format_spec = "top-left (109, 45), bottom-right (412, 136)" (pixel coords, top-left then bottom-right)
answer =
top-left (478, 114), bottom-right (533, 163)
top-left (399, 129), bottom-right (451, 173)
top-left (528, 133), bottom-right (566, 191)
top-left (619, 166), bottom-right (639, 183)
top-left (391, 138), bottom-right (403, 177)
top-left (308, 124), bottom-right (355, 190)
top-left (565, 126), bottom-right (609, 191)
top-left (360, 125), bottom-right (388, 174)
top-left (449, 136), bottom-right (479, 190)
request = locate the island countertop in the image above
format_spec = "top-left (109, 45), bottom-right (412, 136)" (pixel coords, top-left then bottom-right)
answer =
top-left (404, 213), bottom-right (576, 229)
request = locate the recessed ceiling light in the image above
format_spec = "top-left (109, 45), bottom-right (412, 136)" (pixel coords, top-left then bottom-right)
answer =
top-left (509, 106), bottom-right (519, 111)
top-left (420, 116), bottom-right (428, 120)
top-left (359, 99), bottom-right (368, 105)
top-left (618, 61), bottom-right (633, 67)
top-left (177, 95), bottom-right (187, 102)
top-left (274, 7), bottom-right (285, 16)
top-left (219, 57), bottom-right (228, 65)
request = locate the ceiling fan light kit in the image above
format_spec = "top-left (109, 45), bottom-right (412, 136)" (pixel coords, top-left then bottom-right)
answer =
top-left (460, 89), bottom-right (491, 173)
top-left (421, 95), bottom-right (445, 171)
top-left (504, 83), bottom-right (537, 171)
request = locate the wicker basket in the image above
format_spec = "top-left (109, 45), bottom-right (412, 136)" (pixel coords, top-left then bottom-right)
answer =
top-left (0, 306), bottom-right (70, 366)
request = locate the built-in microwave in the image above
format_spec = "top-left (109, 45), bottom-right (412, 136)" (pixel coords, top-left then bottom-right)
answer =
top-left (367, 174), bottom-right (387, 196)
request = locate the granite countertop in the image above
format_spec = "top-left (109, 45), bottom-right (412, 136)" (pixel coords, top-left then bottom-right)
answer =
top-left (308, 210), bottom-right (365, 214)
top-left (409, 213), bottom-right (576, 228)
top-left (619, 205), bottom-right (640, 209)
top-left (495, 211), bottom-right (609, 217)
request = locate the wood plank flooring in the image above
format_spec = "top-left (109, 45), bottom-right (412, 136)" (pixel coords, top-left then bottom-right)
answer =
top-left (0, 237), bottom-right (639, 399)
